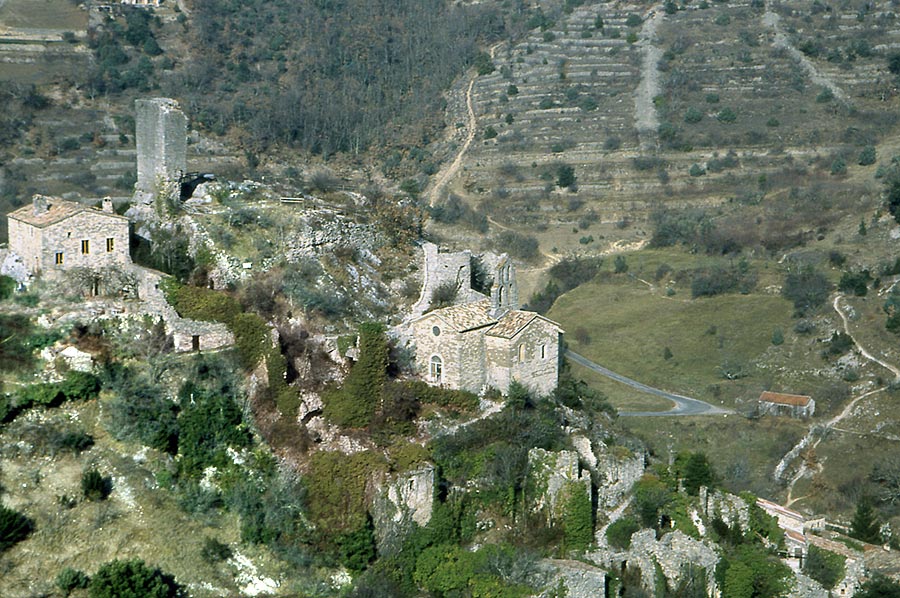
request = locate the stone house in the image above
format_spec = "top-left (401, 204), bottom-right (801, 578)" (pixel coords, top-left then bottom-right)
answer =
top-left (8, 196), bottom-right (130, 278)
top-left (758, 391), bottom-right (815, 419)
top-left (410, 256), bottom-right (563, 396)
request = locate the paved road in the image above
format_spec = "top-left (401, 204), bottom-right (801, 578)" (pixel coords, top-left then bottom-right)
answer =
top-left (566, 350), bottom-right (730, 417)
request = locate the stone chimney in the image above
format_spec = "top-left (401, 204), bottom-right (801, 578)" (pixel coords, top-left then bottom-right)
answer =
top-left (32, 195), bottom-right (50, 216)
top-left (102, 197), bottom-right (114, 213)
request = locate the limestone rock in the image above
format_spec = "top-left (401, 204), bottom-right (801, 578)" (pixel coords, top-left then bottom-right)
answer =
top-left (540, 559), bottom-right (607, 598)
top-left (371, 465), bottom-right (435, 556)
top-left (528, 448), bottom-right (591, 522)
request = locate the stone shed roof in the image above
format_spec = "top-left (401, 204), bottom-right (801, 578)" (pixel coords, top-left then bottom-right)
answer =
top-left (486, 310), bottom-right (562, 339)
top-left (759, 391), bottom-right (812, 407)
top-left (426, 299), bottom-right (496, 332)
top-left (8, 197), bottom-right (127, 228)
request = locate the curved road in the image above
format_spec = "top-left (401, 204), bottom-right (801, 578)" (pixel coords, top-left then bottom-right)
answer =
top-left (566, 351), bottom-right (731, 417)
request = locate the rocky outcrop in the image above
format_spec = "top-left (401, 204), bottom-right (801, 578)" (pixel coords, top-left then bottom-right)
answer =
top-left (371, 465), bottom-right (435, 556)
top-left (539, 559), bottom-right (607, 598)
top-left (591, 529), bottom-right (720, 596)
top-left (528, 448), bottom-right (592, 523)
top-left (593, 442), bottom-right (645, 510)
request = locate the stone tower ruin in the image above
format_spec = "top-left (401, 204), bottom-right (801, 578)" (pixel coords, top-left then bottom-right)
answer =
top-left (134, 98), bottom-right (187, 204)
top-left (489, 255), bottom-right (518, 317)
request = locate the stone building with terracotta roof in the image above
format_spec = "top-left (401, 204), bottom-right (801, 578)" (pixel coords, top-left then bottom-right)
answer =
top-left (758, 391), bottom-right (815, 419)
top-left (410, 256), bottom-right (563, 395)
top-left (8, 195), bottom-right (130, 278)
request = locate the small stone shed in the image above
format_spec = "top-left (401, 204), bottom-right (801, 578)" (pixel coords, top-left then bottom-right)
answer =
top-left (758, 391), bottom-right (815, 419)
top-left (7, 196), bottom-right (130, 278)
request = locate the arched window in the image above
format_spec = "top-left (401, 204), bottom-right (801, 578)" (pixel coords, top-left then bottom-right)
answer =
top-left (518, 344), bottom-right (526, 362)
top-left (540, 344), bottom-right (546, 359)
top-left (430, 355), bottom-right (443, 383)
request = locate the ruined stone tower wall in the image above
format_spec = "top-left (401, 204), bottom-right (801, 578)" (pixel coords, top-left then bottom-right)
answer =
top-left (135, 98), bottom-right (187, 201)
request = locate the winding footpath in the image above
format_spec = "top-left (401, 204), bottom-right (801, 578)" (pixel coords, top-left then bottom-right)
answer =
top-left (775, 295), bottom-right (899, 504)
top-left (566, 351), bottom-right (730, 417)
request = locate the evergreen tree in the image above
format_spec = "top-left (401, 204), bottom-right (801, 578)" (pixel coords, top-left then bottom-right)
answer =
top-left (682, 452), bottom-right (714, 495)
top-left (850, 497), bottom-right (882, 544)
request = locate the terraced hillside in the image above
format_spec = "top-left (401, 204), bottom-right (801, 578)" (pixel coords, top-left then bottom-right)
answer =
top-left (438, 0), bottom-right (900, 261)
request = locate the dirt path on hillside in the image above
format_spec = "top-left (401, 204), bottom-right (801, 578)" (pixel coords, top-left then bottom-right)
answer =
top-left (762, 1), bottom-right (850, 105)
top-left (774, 294), bottom-right (899, 504)
top-left (834, 295), bottom-right (900, 380)
top-left (634, 6), bottom-right (664, 151)
top-left (428, 44), bottom-right (501, 208)
top-left (428, 76), bottom-right (477, 208)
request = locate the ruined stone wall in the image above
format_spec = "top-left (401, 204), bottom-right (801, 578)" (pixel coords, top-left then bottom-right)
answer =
top-left (410, 243), bottom-right (495, 317)
top-left (135, 98), bottom-right (187, 200)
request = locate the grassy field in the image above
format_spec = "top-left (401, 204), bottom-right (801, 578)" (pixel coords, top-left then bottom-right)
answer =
top-left (550, 249), bottom-right (802, 409)
top-left (570, 361), bottom-right (674, 412)
top-left (0, 0), bottom-right (86, 30)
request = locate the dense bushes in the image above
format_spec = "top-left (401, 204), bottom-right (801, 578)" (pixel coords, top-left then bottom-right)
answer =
top-left (88, 559), bottom-right (184, 598)
top-left (803, 545), bottom-right (845, 590)
top-left (527, 256), bottom-right (604, 313)
top-left (0, 503), bottom-right (33, 553)
top-left (782, 266), bottom-right (831, 313)
top-left (606, 517), bottom-right (640, 549)
top-left (323, 322), bottom-right (388, 428)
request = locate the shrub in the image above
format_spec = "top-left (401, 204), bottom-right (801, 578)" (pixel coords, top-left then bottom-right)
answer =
top-left (483, 126), bottom-right (498, 140)
top-left (614, 255), bottom-right (628, 274)
top-left (816, 88), bottom-right (834, 103)
top-left (606, 517), bottom-right (640, 549)
top-left (625, 14), bottom-right (642, 27)
top-left (0, 503), bottom-right (33, 552)
top-left (831, 158), bottom-right (847, 176)
top-left (771, 328), bottom-right (784, 346)
top-left (859, 146), bottom-right (877, 166)
top-left (15, 383), bottom-right (62, 409)
top-left (766, 117), bottom-right (780, 127)
top-left (88, 559), bottom-right (183, 598)
top-left (839, 270), bottom-right (872, 296)
top-left (556, 164), bottom-right (576, 188)
top-left (705, 93), bottom-right (720, 103)
top-left (716, 108), bottom-right (737, 123)
top-left (200, 537), bottom-right (233, 563)
top-left (82, 468), bottom-right (112, 501)
top-left (473, 52), bottom-right (494, 75)
top-left (684, 107), bottom-right (703, 124)
top-left (57, 568), bottom-right (91, 595)
top-left (60, 371), bottom-right (101, 401)
top-left (689, 164), bottom-right (705, 177)
top-left (506, 84), bottom-right (518, 95)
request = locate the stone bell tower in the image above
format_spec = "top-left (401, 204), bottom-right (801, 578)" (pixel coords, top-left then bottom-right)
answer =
top-left (489, 255), bottom-right (518, 317)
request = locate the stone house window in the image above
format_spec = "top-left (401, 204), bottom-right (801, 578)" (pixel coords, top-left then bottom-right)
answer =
top-left (518, 344), bottom-right (526, 362)
top-left (55, 252), bottom-right (63, 265)
top-left (106, 238), bottom-right (114, 252)
top-left (540, 344), bottom-right (546, 359)
top-left (430, 355), bottom-right (442, 383)
top-left (432, 326), bottom-right (441, 336)
top-left (81, 240), bottom-right (90, 254)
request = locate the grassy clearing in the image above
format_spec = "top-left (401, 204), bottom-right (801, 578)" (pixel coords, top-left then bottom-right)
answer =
top-left (549, 252), bottom-right (797, 407)
top-left (0, 0), bottom-right (86, 30)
